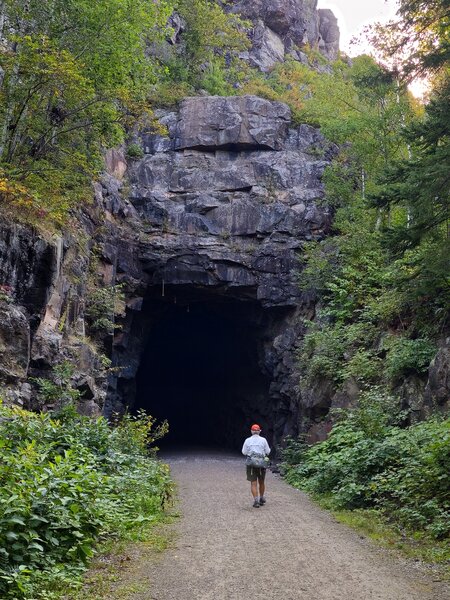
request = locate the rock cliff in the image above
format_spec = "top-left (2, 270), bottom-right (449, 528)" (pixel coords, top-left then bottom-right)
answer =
top-left (226, 0), bottom-right (340, 71)
top-left (0, 95), bottom-right (335, 445)
top-left (1, 93), bottom-right (448, 448)
top-left (101, 95), bottom-right (338, 446)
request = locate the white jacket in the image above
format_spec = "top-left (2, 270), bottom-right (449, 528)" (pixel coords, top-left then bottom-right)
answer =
top-left (242, 434), bottom-right (270, 456)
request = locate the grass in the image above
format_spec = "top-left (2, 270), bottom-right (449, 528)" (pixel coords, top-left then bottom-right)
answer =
top-left (312, 495), bottom-right (450, 580)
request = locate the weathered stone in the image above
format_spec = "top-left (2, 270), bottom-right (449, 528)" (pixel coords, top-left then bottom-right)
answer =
top-left (175, 96), bottom-right (291, 151)
top-left (31, 326), bottom-right (62, 368)
top-left (77, 399), bottom-right (102, 417)
top-left (227, 0), bottom-right (339, 69)
top-left (398, 376), bottom-right (427, 415)
top-left (104, 148), bottom-right (127, 180)
top-left (318, 9), bottom-right (340, 61)
top-left (0, 224), bottom-right (55, 314)
top-left (167, 12), bottom-right (185, 45)
top-left (424, 342), bottom-right (450, 411)
top-left (0, 303), bottom-right (29, 379)
top-left (248, 20), bottom-right (285, 72)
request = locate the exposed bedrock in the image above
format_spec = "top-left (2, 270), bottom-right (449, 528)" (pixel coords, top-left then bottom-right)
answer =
top-left (226, 0), bottom-right (340, 71)
top-left (99, 95), bottom-right (338, 448)
top-left (1, 95), bottom-right (446, 449)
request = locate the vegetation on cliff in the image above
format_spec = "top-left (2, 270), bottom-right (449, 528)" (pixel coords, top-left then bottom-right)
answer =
top-left (282, 390), bottom-right (450, 563)
top-left (249, 2), bottom-right (449, 391)
top-left (0, 0), bottom-right (249, 226)
top-left (278, 0), bottom-right (449, 560)
top-left (0, 402), bottom-right (171, 599)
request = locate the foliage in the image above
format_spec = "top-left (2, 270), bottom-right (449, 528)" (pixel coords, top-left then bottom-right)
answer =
top-left (282, 389), bottom-right (450, 543)
top-left (84, 284), bottom-right (125, 335)
top-left (383, 336), bottom-right (437, 382)
top-left (33, 362), bottom-right (81, 408)
top-left (368, 0), bottom-right (450, 79)
top-left (0, 402), bottom-right (171, 600)
top-left (156, 0), bottom-right (250, 95)
top-left (285, 46), bottom-right (446, 389)
top-left (0, 0), bottom-right (172, 226)
top-left (125, 143), bottom-right (144, 160)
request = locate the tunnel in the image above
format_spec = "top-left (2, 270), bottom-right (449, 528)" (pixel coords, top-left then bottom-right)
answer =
top-left (133, 292), bottom-right (278, 450)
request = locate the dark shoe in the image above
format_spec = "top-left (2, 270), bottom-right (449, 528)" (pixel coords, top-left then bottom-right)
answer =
top-left (259, 497), bottom-right (266, 505)
top-left (253, 500), bottom-right (260, 508)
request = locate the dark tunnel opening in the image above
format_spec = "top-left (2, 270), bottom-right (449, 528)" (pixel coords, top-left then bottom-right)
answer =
top-left (134, 297), bottom-right (273, 451)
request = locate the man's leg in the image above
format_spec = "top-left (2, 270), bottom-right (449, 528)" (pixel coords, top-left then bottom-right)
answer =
top-left (259, 480), bottom-right (265, 499)
top-left (258, 470), bottom-right (266, 504)
top-left (247, 467), bottom-right (260, 507)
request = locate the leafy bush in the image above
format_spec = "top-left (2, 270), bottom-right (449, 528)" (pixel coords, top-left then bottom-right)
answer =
top-left (0, 403), bottom-right (171, 600)
top-left (282, 389), bottom-right (450, 539)
top-left (125, 143), bottom-right (144, 160)
top-left (84, 284), bottom-right (125, 335)
top-left (384, 336), bottom-right (436, 382)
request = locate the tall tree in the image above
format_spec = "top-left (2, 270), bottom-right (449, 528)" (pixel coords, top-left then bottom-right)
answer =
top-left (370, 0), bottom-right (450, 326)
top-left (0, 0), bottom-right (172, 223)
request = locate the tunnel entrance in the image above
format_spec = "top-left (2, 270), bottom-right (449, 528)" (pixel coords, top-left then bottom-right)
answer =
top-left (134, 296), bottom-right (274, 450)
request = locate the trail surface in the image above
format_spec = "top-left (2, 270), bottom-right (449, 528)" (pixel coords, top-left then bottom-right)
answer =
top-left (138, 450), bottom-right (448, 600)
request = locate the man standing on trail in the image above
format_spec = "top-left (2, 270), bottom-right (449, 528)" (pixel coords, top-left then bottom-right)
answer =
top-left (242, 424), bottom-right (270, 508)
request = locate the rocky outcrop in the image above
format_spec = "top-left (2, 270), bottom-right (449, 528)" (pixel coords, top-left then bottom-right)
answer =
top-left (424, 340), bottom-right (450, 413)
top-left (174, 96), bottom-right (291, 151)
top-left (0, 220), bottom-right (108, 410)
top-left (0, 93), bottom-right (447, 448)
top-left (318, 9), bottom-right (340, 60)
top-left (93, 94), bottom-right (338, 444)
top-left (227, 0), bottom-right (340, 71)
top-left (127, 96), bottom-right (336, 307)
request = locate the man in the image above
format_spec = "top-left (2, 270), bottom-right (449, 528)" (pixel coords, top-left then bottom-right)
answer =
top-left (242, 423), bottom-right (271, 508)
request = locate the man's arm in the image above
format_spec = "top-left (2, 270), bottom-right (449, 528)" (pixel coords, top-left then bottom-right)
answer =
top-left (264, 439), bottom-right (271, 455)
top-left (242, 440), bottom-right (249, 456)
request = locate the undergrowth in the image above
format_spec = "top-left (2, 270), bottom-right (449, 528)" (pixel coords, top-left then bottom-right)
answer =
top-left (282, 389), bottom-right (450, 565)
top-left (0, 403), bottom-right (172, 600)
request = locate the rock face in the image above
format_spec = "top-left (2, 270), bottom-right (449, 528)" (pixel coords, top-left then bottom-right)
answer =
top-left (227, 0), bottom-right (340, 71)
top-left (174, 96), bottom-right (291, 151)
top-left (0, 94), bottom-right (447, 448)
top-left (424, 340), bottom-right (450, 413)
top-left (97, 94), bottom-right (339, 446)
top-left (0, 222), bottom-right (107, 410)
top-left (127, 96), bottom-right (336, 305)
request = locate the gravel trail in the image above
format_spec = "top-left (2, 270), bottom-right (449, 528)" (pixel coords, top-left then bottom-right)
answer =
top-left (138, 450), bottom-right (448, 600)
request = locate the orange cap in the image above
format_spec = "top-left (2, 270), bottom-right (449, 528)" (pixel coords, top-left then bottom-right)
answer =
top-left (251, 424), bottom-right (261, 431)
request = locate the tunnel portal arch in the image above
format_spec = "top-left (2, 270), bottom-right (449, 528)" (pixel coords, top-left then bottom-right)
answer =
top-left (108, 284), bottom-right (300, 451)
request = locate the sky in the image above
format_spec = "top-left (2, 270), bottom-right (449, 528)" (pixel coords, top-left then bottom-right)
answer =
top-left (317, 0), bottom-right (399, 56)
top-left (317, 1), bottom-right (427, 97)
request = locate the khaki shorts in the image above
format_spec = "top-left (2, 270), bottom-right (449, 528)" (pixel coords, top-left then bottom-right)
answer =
top-left (246, 466), bottom-right (266, 483)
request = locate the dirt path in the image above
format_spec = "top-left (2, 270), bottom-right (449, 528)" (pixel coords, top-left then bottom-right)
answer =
top-left (133, 450), bottom-right (448, 600)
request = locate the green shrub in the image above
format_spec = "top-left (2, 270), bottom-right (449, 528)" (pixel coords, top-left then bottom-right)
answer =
top-left (384, 336), bottom-right (436, 382)
top-left (0, 403), bottom-right (171, 600)
top-left (125, 143), bottom-right (144, 160)
top-left (282, 389), bottom-right (449, 539)
top-left (342, 349), bottom-right (381, 382)
top-left (300, 322), bottom-right (346, 384)
top-left (84, 283), bottom-right (125, 335)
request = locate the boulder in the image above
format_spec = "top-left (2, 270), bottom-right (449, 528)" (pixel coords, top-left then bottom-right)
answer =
top-left (175, 96), bottom-right (291, 151)
top-left (318, 9), bottom-right (340, 61)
